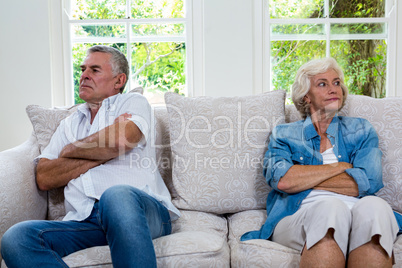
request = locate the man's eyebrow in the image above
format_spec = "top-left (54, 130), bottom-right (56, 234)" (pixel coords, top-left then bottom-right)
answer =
top-left (80, 64), bottom-right (102, 70)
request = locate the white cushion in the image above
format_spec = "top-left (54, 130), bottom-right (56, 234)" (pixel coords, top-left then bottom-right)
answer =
top-left (164, 91), bottom-right (286, 214)
top-left (26, 105), bottom-right (78, 153)
top-left (339, 95), bottom-right (402, 213)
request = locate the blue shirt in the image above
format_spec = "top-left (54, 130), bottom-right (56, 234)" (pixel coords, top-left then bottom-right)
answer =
top-left (241, 115), bottom-right (402, 241)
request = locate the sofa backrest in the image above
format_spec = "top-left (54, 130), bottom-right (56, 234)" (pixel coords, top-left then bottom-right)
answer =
top-left (45, 94), bottom-right (402, 220)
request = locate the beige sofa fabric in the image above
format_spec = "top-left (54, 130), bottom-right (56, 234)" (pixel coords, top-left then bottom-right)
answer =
top-left (62, 211), bottom-right (230, 268)
top-left (164, 91), bottom-right (286, 214)
top-left (1, 94), bottom-right (402, 268)
top-left (338, 95), bottom-right (402, 213)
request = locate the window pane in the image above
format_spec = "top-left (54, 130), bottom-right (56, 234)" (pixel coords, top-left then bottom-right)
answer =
top-left (271, 40), bottom-right (326, 93)
top-left (72, 24), bottom-right (126, 38)
top-left (331, 23), bottom-right (386, 35)
top-left (72, 0), bottom-right (126, 20)
top-left (131, 0), bottom-right (184, 19)
top-left (131, 42), bottom-right (185, 104)
top-left (269, 0), bottom-right (324, 19)
top-left (271, 23), bottom-right (325, 36)
top-left (329, 0), bottom-right (385, 18)
top-left (331, 40), bottom-right (387, 98)
top-left (72, 43), bottom-right (128, 104)
top-left (132, 23), bottom-right (185, 37)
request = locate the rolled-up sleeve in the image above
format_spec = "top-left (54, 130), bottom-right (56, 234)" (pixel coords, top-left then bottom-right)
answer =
top-left (263, 126), bottom-right (294, 193)
top-left (345, 120), bottom-right (383, 197)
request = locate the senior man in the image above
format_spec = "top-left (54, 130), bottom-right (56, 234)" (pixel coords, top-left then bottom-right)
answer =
top-left (1, 45), bottom-right (180, 268)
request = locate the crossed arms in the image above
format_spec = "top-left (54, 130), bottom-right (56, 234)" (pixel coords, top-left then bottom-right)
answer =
top-left (277, 163), bottom-right (358, 197)
top-left (36, 114), bottom-right (142, 191)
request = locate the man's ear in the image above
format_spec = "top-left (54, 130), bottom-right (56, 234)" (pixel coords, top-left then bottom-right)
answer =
top-left (114, 73), bottom-right (127, 90)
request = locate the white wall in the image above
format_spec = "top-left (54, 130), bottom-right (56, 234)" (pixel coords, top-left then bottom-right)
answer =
top-left (0, 0), bottom-right (52, 151)
top-left (202, 0), bottom-right (255, 97)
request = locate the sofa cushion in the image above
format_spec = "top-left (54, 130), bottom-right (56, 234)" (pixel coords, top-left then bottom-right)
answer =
top-left (26, 105), bottom-right (78, 153)
top-left (164, 91), bottom-right (286, 214)
top-left (26, 104), bottom-right (79, 220)
top-left (338, 95), bottom-right (402, 213)
top-left (62, 210), bottom-right (230, 268)
top-left (227, 210), bottom-right (300, 268)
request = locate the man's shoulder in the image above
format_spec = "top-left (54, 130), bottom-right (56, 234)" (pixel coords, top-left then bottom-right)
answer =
top-left (119, 92), bottom-right (147, 101)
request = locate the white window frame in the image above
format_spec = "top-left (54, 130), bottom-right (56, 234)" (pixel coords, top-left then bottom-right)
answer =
top-left (49, 0), bottom-right (194, 107)
top-left (253, 0), bottom-right (400, 97)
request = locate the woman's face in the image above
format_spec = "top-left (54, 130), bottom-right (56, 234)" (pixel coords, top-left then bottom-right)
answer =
top-left (304, 69), bottom-right (343, 116)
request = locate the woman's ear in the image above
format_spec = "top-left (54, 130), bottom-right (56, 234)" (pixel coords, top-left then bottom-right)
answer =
top-left (304, 95), bottom-right (310, 104)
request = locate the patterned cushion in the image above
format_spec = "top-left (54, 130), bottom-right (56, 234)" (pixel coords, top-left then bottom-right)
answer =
top-left (25, 104), bottom-right (79, 220)
top-left (26, 105), bottom-right (78, 153)
top-left (339, 95), bottom-right (402, 213)
top-left (227, 210), bottom-right (300, 268)
top-left (164, 91), bottom-right (286, 214)
top-left (63, 210), bottom-right (230, 268)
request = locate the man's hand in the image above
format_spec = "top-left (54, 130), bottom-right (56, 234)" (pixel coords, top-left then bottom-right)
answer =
top-left (60, 113), bottom-right (142, 161)
top-left (114, 112), bottom-right (132, 124)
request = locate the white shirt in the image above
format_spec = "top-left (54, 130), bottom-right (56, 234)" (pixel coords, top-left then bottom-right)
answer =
top-left (38, 93), bottom-right (180, 221)
top-left (301, 147), bottom-right (358, 209)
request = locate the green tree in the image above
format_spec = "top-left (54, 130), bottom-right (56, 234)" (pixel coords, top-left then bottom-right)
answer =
top-left (270, 0), bottom-right (387, 98)
top-left (72, 0), bottom-right (185, 104)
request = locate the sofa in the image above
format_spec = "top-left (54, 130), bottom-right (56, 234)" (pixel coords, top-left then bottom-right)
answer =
top-left (0, 90), bottom-right (402, 267)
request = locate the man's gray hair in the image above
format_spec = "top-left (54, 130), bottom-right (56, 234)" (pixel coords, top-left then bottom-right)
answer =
top-left (87, 45), bottom-right (129, 93)
top-left (291, 57), bottom-right (348, 119)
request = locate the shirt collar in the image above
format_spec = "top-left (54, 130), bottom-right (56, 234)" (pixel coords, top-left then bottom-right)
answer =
top-left (77, 93), bottom-right (121, 117)
top-left (303, 115), bottom-right (339, 140)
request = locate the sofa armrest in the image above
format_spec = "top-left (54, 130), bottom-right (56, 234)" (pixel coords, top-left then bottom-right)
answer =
top-left (0, 133), bottom-right (47, 238)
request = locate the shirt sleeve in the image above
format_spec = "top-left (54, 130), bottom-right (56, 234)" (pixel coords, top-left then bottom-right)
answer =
top-left (36, 119), bottom-right (71, 161)
top-left (115, 93), bottom-right (152, 148)
top-left (263, 125), bottom-right (294, 194)
top-left (345, 119), bottom-right (383, 197)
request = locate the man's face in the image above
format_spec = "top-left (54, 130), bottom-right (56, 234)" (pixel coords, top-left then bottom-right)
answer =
top-left (79, 52), bottom-right (120, 104)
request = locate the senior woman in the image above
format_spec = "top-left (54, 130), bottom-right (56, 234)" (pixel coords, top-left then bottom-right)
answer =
top-left (241, 57), bottom-right (401, 267)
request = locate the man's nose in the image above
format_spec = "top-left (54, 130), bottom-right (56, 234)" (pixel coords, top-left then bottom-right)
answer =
top-left (80, 69), bottom-right (91, 81)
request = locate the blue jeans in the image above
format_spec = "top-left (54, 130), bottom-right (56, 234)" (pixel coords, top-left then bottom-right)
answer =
top-left (1, 185), bottom-right (172, 268)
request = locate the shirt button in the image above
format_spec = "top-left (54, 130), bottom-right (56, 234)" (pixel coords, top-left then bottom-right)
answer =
top-left (338, 155), bottom-right (341, 158)
top-left (300, 157), bottom-right (303, 160)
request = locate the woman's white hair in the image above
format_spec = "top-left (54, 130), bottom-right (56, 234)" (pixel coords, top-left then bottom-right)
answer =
top-left (291, 57), bottom-right (348, 119)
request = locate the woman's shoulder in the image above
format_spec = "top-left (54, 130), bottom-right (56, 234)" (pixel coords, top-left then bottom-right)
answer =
top-left (337, 116), bottom-right (376, 137)
top-left (338, 116), bottom-right (372, 128)
top-left (275, 120), bottom-right (304, 131)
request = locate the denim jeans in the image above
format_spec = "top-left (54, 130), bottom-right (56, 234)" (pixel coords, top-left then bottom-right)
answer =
top-left (1, 185), bottom-right (172, 268)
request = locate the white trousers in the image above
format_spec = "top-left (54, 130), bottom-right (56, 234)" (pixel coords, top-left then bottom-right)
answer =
top-left (272, 196), bottom-right (399, 257)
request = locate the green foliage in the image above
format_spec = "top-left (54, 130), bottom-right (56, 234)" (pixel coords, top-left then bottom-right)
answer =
top-left (270, 0), bottom-right (387, 98)
top-left (71, 0), bottom-right (185, 104)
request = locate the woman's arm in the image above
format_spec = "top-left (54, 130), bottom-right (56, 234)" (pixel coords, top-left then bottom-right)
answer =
top-left (277, 162), bottom-right (355, 194)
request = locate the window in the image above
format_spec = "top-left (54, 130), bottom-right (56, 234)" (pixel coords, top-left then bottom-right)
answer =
top-left (265, 0), bottom-right (396, 98)
top-left (63, 0), bottom-right (189, 104)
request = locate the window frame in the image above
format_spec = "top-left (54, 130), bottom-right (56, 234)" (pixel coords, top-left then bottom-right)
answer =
top-left (52, 0), bottom-right (193, 106)
top-left (256, 0), bottom-right (399, 97)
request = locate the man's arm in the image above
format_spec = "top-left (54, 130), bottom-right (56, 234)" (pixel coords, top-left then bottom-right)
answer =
top-left (36, 158), bottom-right (105, 191)
top-left (60, 113), bottom-right (142, 161)
top-left (36, 113), bottom-right (142, 191)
